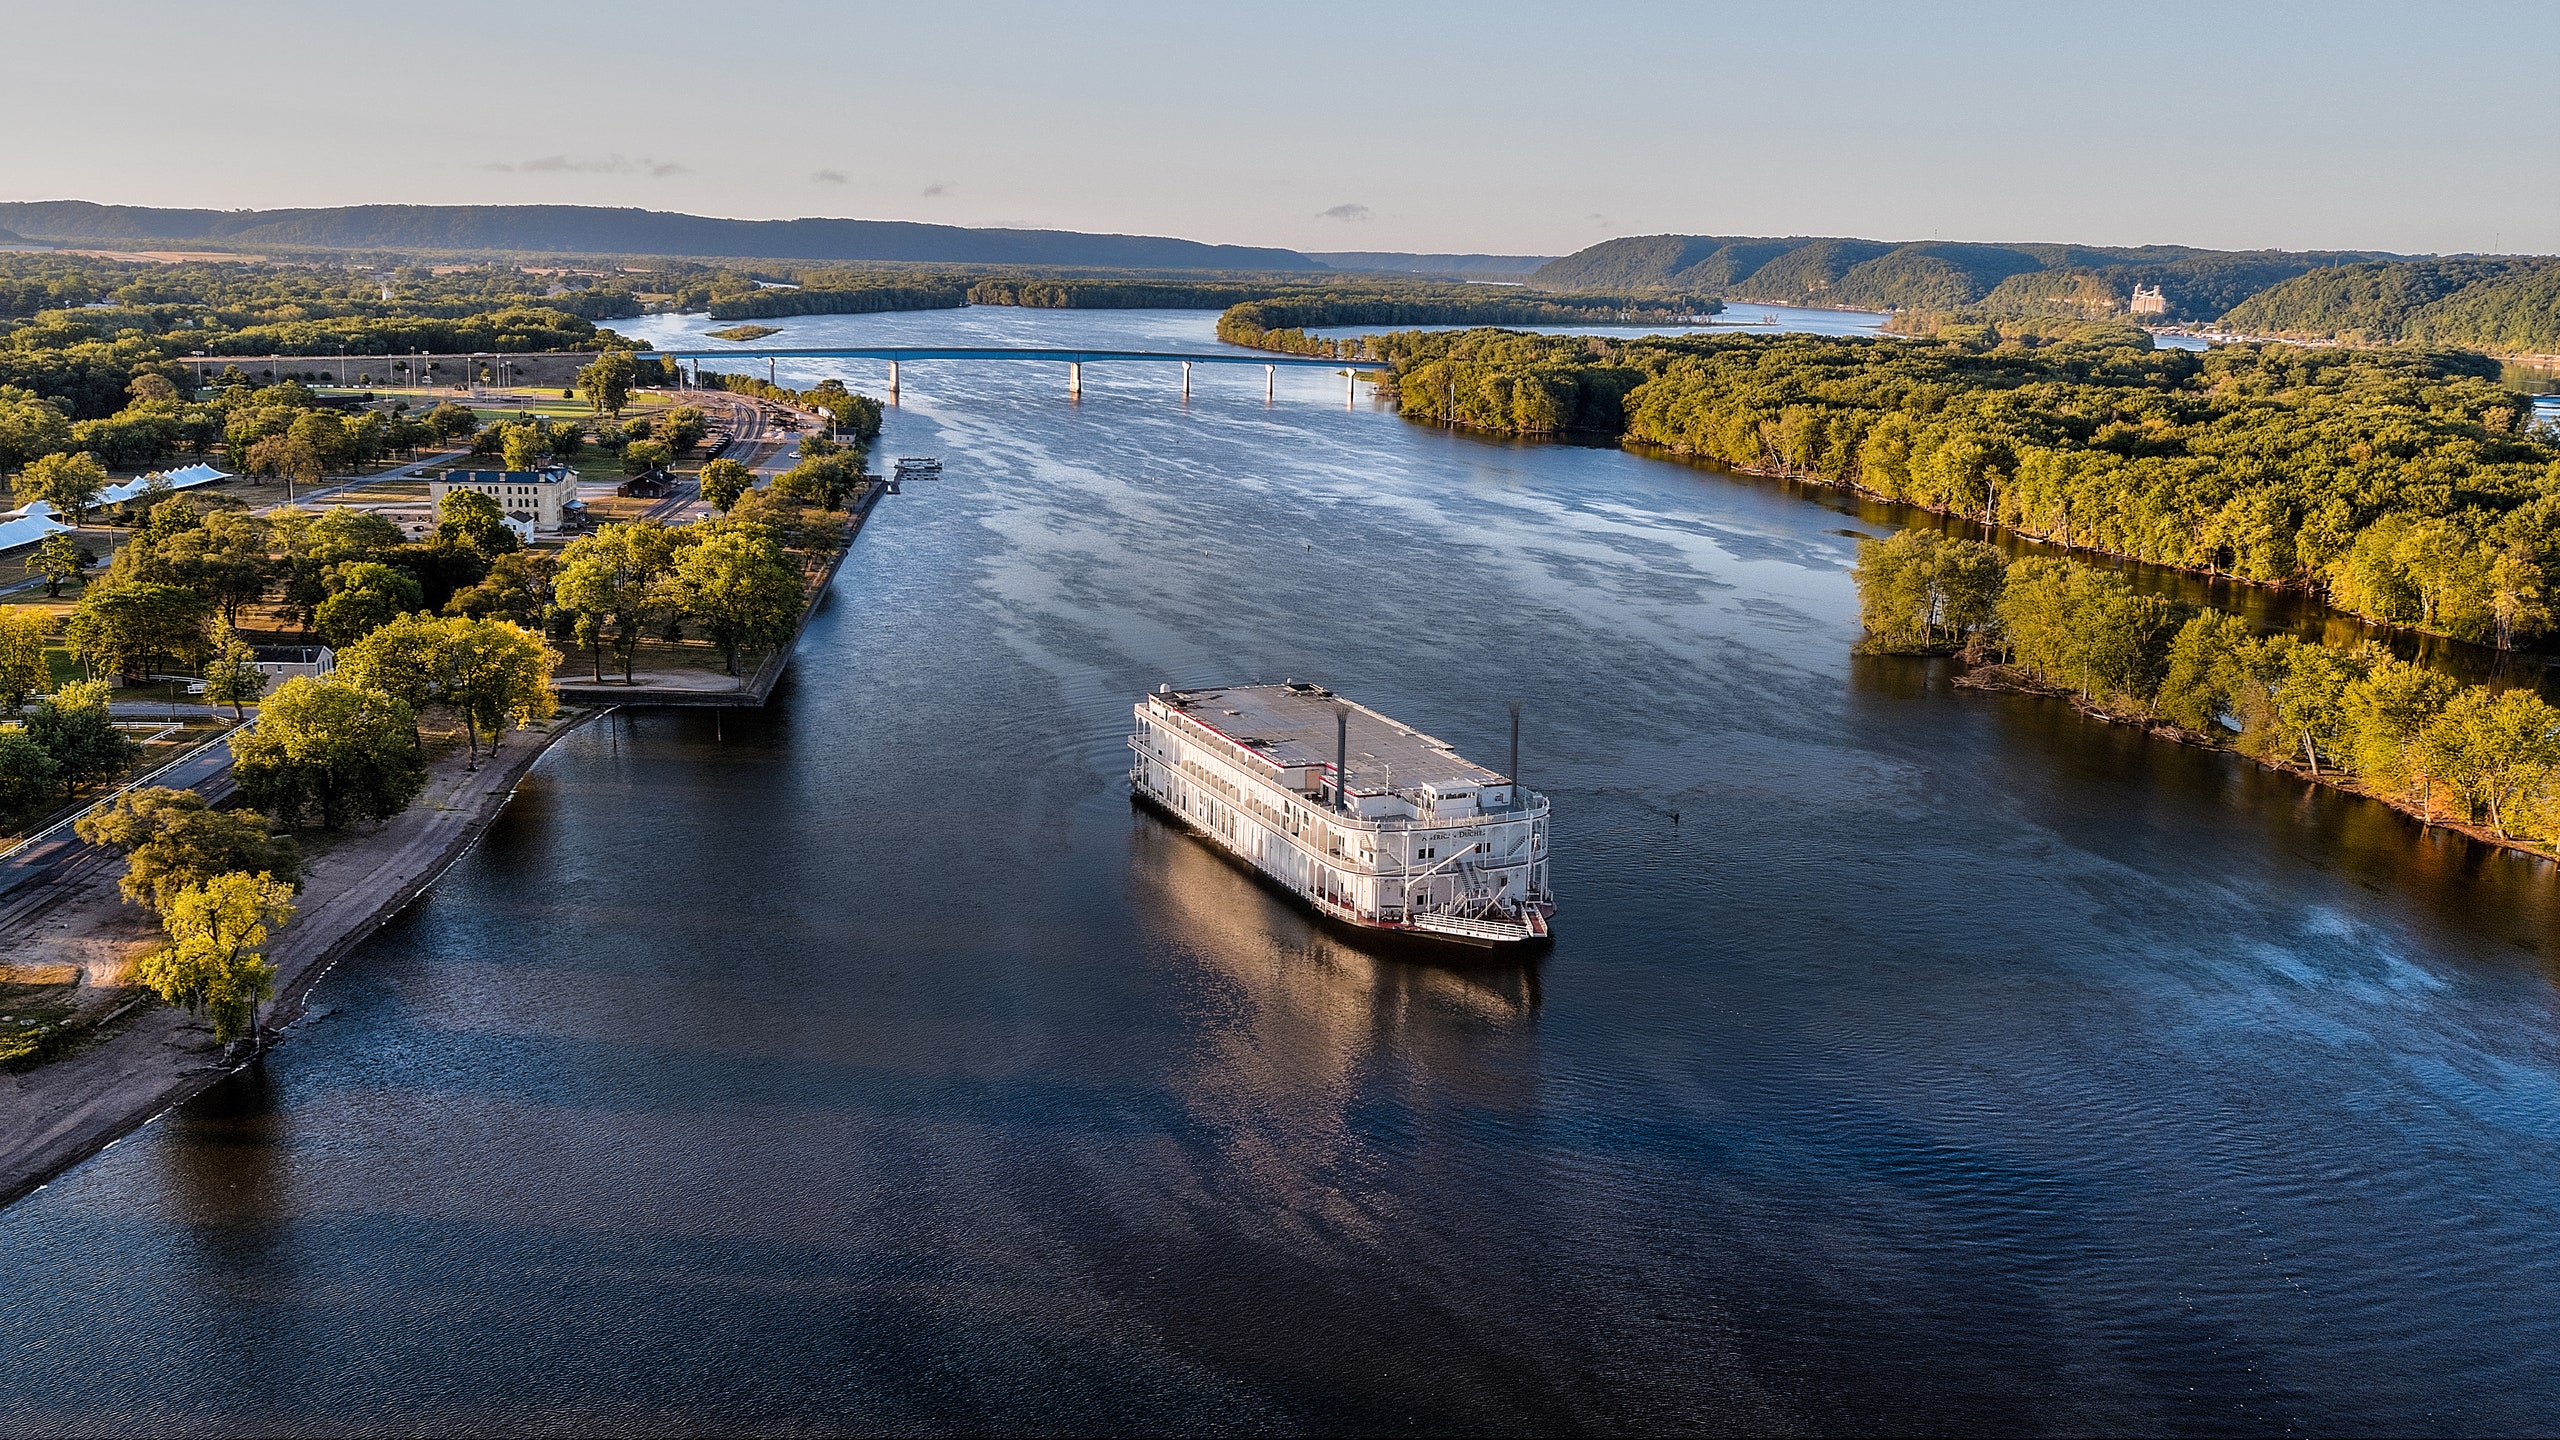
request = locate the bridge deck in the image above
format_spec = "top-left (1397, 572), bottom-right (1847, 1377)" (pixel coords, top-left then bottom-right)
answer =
top-left (654, 346), bottom-right (1360, 367)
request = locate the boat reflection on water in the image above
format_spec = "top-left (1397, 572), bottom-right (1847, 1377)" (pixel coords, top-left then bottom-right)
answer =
top-left (1125, 805), bottom-right (1541, 1105)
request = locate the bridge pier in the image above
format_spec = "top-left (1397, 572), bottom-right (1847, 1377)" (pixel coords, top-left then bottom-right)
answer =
top-left (1345, 368), bottom-right (1355, 408)
top-left (887, 360), bottom-right (899, 405)
top-left (1181, 361), bottom-right (1190, 403)
top-left (768, 358), bottom-right (777, 385)
top-left (1265, 365), bottom-right (1275, 404)
top-left (1069, 361), bottom-right (1082, 398)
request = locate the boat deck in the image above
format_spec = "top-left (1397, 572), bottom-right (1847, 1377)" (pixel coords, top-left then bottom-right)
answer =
top-left (1159, 683), bottom-right (1501, 792)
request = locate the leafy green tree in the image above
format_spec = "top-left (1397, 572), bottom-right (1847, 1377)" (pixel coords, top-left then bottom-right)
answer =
top-left (203, 633), bottom-right (267, 720)
top-left (0, 386), bottom-right (72, 469)
top-left (76, 786), bottom-right (302, 915)
top-left (435, 488), bottom-right (520, 556)
top-left (0, 732), bottom-right (58, 812)
top-left (669, 526), bottom-right (805, 674)
top-left (698, 458), bottom-right (753, 513)
top-left (29, 532), bottom-right (84, 598)
top-left (1853, 529), bottom-right (2006, 655)
top-left (554, 522), bottom-right (675, 681)
top-left (134, 872), bottom-right (296, 1047)
top-left (578, 350), bottom-right (636, 418)
top-left (2341, 656), bottom-right (2459, 807)
top-left (228, 678), bottom-right (426, 831)
top-left (24, 679), bottom-right (133, 800)
top-left (657, 407), bottom-right (707, 455)
top-left (2418, 688), bottom-right (2560, 837)
top-left (444, 549), bottom-right (555, 626)
top-left (444, 617), bottom-right (558, 760)
top-left (773, 452), bottom-right (865, 511)
top-left (620, 438), bottom-right (671, 474)
top-left (243, 434), bottom-right (322, 492)
top-left (315, 560), bottom-right (424, 648)
top-left (2154, 610), bottom-right (2254, 734)
top-left (0, 606), bottom-right (52, 712)
top-left (14, 450), bottom-right (108, 524)
top-left (65, 581), bottom-right (211, 683)
top-left (2273, 642), bottom-right (2368, 776)
top-left (544, 418), bottom-right (585, 460)
top-left (499, 422), bottom-right (546, 472)
top-left (423, 402), bottom-right (479, 440)
top-left (157, 511), bottom-right (270, 626)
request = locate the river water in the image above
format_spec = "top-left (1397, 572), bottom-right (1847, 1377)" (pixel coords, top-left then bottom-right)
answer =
top-left (6, 309), bottom-right (2560, 1436)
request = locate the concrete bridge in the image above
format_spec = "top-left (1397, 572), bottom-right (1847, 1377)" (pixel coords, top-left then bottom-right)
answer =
top-left (653, 346), bottom-right (1371, 404)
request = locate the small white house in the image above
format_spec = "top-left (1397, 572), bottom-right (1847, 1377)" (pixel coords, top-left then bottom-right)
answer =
top-left (249, 645), bottom-right (335, 693)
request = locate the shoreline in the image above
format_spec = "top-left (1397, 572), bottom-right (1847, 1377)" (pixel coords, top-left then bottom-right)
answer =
top-left (0, 708), bottom-right (605, 1210)
top-left (1952, 662), bottom-right (2558, 866)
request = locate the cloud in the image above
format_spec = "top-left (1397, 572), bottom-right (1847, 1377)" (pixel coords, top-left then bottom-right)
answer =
top-left (483, 154), bottom-right (690, 178)
top-left (921, 183), bottom-right (951, 198)
top-left (1317, 203), bottom-right (1371, 222)
top-left (812, 169), bottom-right (850, 185)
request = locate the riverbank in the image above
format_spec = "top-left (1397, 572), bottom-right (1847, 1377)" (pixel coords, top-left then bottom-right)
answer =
top-left (0, 708), bottom-right (603, 1209)
top-left (1953, 662), bottom-right (2558, 865)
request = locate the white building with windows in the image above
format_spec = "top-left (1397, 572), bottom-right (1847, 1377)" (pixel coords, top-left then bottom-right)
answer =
top-left (429, 466), bottom-right (581, 532)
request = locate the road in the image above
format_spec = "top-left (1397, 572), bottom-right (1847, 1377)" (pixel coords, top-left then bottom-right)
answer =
top-left (0, 722), bottom-right (244, 927)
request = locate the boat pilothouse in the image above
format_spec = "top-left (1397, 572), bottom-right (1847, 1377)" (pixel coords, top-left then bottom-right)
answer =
top-left (1130, 682), bottom-right (1554, 946)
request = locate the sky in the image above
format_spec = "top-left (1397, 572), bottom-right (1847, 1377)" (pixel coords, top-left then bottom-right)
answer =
top-left (10, 0), bottom-right (2556, 258)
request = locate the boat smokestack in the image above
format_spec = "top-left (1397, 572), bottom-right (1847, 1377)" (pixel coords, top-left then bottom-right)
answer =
top-left (1336, 706), bottom-right (1350, 812)
top-left (1508, 700), bottom-right (1521, 806)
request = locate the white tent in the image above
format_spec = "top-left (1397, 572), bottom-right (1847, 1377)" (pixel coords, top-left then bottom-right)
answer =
top-left (0, 512), bottom-right (72, 552)
top-left (1, 462), bottom-right (233, 522)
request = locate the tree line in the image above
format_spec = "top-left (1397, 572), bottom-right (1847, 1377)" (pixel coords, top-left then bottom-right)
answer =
top-left (1857, 530), bottom-right (2560, 844)
top-left (1331, 323), bottom-right (2560, 649)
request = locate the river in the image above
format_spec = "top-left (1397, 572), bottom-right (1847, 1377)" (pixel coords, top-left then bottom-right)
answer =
top-left (5, 309), bottom-right (2558, 1436)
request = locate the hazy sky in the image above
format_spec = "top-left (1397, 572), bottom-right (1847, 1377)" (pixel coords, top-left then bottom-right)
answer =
top-left (13, 1), bottom-right (2556, 257)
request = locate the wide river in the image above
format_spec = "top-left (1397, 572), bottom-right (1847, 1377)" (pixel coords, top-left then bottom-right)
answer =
top-left (6, 309), bottom-right (2559, 1435)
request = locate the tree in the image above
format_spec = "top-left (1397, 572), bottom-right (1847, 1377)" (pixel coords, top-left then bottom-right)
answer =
top-left (24, 679), bottom-right (133, 800)
top-left (657, 406), bottom-right (707, 455)
top-left (243, 434), bottom-right (323, 492)
top-left (435, 488), bottom-right (520, 556)
top-left (2341, 656), bottom-right (2459, 808)
top-left (554, 522), bottom-right (675, 682)
top-left (29, 532), bottom-right (84, 598)
top-left (698, 458), bottom-right (753, 513)
top-left (1852, 529), bottom-right (2006, 655)
top-left (0, 605), bottom-right (52, 712)
top-left (500, 422), bottom-right (546, 472)
top-left (423, 402), bottom-right (478, 440)
top-left (203, 632), bottom-right (267, 720)
top-left (2489, 544), bottom-right (2549, 652)
top-left (65, 581), bottom-right (211, 683)
top-left (773, 451), bottom-right (864, 510)
top-left (133, 872), bottom-right (296, 1047)
top-left (157, 511), bottom-right (270, 626)
top-left (76, 786), bottom-right (302, 915)
top-left (2272, 642), bottom-right (2367, 776)
top-left (669, 527), bottom-right (804, 675)
top-left (315, 560), bottom-right (424, 648)
top-left (0, 733), bottom-right (58, 812)
top-left (444, 617), bottom-right (559, 761)
top-left (2418, 688), bottom-right (2560, 837)
top-left (0, 385), bottom-right (72, 469)
top-left (14, 451), bottom-right (108, 524)
top-left (620, 438), bottom-right (671, 474)
top-left (578, 350), bottom-right (636, 417)
top-left (444, 549), bottom-right (555, 626)
top-left (228, 678), bottom-right (426, 831)
top-left (2154, 610), bottom-right (2253, 734)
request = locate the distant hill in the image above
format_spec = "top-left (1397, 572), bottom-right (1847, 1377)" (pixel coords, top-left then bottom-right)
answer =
top-left (0, 201), bottom-right (1323, 271)
top-left (2220, 257), bottom-right (2560, 353)
top-left (1311, 251), bottom-right (1555, 279)
top-left (1529, 234), bottom-right (2403, 323)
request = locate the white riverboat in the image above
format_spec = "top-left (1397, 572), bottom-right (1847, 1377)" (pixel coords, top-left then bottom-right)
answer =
top-left (1130, 682), bottom-right (1553, 946)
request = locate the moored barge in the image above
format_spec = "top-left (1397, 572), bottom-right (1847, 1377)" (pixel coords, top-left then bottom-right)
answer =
top-left (1130, 682), bottom-right (1553, 945)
